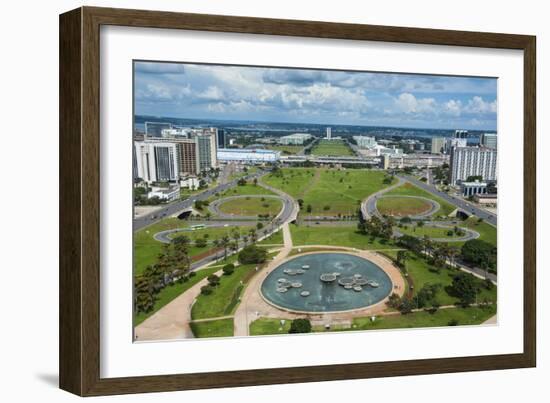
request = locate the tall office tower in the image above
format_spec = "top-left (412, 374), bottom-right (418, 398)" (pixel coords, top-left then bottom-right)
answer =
top-left (326, 127), bottom-right (331, 139)
top-left (216, 128), bottom-right (226, 149)
top-left (445, 138), bottom-right (468, 154)
top-left (480, 133), bottom-right (498, 149)
top-left (449, 146), bottom-right (497, 185)
top-left (145, 121), bottom-right (173, 138)
top-left (194, 132), bottom-right (218, 172)
top-left (431, 137), bottom-right (446, 154)
top-left (176, 139), bottom-right (199, 175)
top-left (134, 142), bottom-right (179, 183)
top-left (454, 129), bottom-right (469, 139)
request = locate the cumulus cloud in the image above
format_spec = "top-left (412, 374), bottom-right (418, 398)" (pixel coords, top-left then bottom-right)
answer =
top-left (395, 93), bottom-right (436, 114)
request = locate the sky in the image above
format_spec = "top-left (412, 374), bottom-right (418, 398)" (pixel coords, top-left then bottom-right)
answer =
top-left (134, 61), bottom-right (497, 130)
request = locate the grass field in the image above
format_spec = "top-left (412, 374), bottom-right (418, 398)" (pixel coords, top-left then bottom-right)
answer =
top-left (290, 224), bottom-right (400, 250)
top-left (462, 217), bottom-right (497, 246)
top-left (382, 250), bottom-right (497, 305)
top-left (134, 218), bottom-right (254, 275)
top-left (377, 196), bottom-right (433, 217)
top-left (190, 318), bottom-right (234, 338)
top-left (217, 183), bottom-right (275, 198)
top-left (191, 263), bottom-right (258, 320)
top-left (310, 139), bottom-right (354, 156)
top-left (265, 145), bottom-right (303, 155)
top-left (134, 266), bottom-right (221, 325)
top-left (257, 229), bottom-right (284, 245)
top-left (263, 168), bottom-right (394, 216)
top-left (217, 197), bottom-right (282, 216)
top-left (398, 225), bottom-right (465, 239)
top-left (250, 318), bottom-right (291, 335)
top-left (386, 182), bottom-right (456, 217)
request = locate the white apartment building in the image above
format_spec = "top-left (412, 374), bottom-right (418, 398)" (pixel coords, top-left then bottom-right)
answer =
top-left (431, 137), bottom-right (446, 154)
top-left (353, 135), bottom-right (377, 149)
top-left (279, 133), bottom-right (312, 145)
top-left (480, 133), bottom-right (497, 149)
top-left (450, 146), bottom-right (497, 185)
top-left (134, 141), bottom-right (179, 183)
top-left (445, 138), bottom-right (468, 154)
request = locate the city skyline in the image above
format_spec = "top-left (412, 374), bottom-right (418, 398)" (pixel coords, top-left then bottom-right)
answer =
top-left (134, 61), bottom-right (498, 131)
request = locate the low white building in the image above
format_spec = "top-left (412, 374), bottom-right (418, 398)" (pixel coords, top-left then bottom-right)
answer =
top-left (148, 186), bottom-right (180, 202)
top-left (353, 135), bottom-right (377, 149)
top-left (217, 148), bottom-right (280, 163)
top-left (279, 133), bottom-right (312, 145)
top-left (180, 175), bottom-right (200, 190)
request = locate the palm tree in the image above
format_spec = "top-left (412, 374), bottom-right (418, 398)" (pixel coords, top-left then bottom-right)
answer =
top-left (220, 236), bottom-right (230, 260)
top-left (248, 228), bottom-right (257, 244)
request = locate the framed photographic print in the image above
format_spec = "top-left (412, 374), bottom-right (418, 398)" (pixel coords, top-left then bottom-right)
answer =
top-left (59, 6), bottom-right (536, 396)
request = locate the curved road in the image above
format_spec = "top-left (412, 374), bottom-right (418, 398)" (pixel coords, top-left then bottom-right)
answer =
top-left (361, 177), bottom-right (405, 220)
top-left (375, 195), bottom-right (440, 219)
top-left (207, 194), bottom-right (284, 220)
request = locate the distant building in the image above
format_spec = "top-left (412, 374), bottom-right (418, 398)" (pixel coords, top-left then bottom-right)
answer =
top-left (194, 133), bottom-right (218, 172)
top-left (145, 122), bottom-right (172, 138)
top-left (473, 193), bottom-right (497, 205)
top-left (217, 148), bottom-right (280, 163)
top-left (326, 127), bottom-right (331, 140)
top-left (380, 154), bottom-right (390, 169)
top-left (279, 133), bottom-right (312, 145)
top-left (180, 175), bottom-right (200, 190)
top-left (353, 136), bottom-right (377, 149)
top-left (450, 147), bottom-right (497, 185)
top-left (480, 133), bottom-right (497, 149)
top-left (148, 186), bottom-right (180, 202)
top-left (175, 139), bottom-right (199, 175)
top-left (445, 138), bottom-right (468, 154)
top-left (217, 128), bottom-right (226, 149)
top-left (460, 181), bottom-right (488, 197)
top-left (454, 129), bottom-right (469, 139)
top-left (134, 141), bottom-right (179, 183)
top-left (431, 137), bottom-right (446, 154)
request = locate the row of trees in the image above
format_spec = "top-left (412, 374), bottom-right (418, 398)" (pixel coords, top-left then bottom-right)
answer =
top-left (134, 235), bottom-right (193, 314)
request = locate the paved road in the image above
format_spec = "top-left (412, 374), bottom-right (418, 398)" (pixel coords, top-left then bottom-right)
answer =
top-left (398, 174), bottom-right (497, 226)
top-left (393, 221), bottom-right (480, 243)
top-left (133, 170), bottom-right (266, 232)
top-left (153, 221), bottom-right (257, 244)
top-left (361, 177), bottom-right (405, 220)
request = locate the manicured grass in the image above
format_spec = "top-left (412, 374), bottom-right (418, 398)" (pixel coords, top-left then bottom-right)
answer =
top-left (386, 182), bottom-right (456, 217)
top-left (351, 305), bottom-right (496, 330)
top-left (290, 224), bottom-right (400, 250)
top-left (134, 266), bottom-right (220, 326)
top-left (310, 139), bottom-right (354, 156)
top-left (398, 225), bottom-right (464, 239)
top-left (381, 250), bottom-right (497, 305)
top-left (217, 197), bottom-right (282, 216)
top-left (258, 229), bottom-right (284, 245)
top-left (263, 167), bottom-right (395, 216)
top-left (190, 318), bottom-right (234, 338)
top-left (377, 196), bottom-right (432, 217)
top-left (218, 183), bottom-right (276, 197)
top-left (463, 217), bottom-right (497, 247)
top-left (266, 145), bottom-right (303, 155)
top-left (191, 263), bottom-right (258, 320)
top-left (134, 218), bottom-right (254, 275)
top-left (250, 318), bottom-right (291, 335)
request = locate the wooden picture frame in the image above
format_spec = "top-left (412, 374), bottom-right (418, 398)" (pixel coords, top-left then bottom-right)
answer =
top-left (59, 6), bottom-right (536, 396)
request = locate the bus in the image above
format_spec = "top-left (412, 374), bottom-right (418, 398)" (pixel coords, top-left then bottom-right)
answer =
top-left (190, 224), bottom-right (206, 231)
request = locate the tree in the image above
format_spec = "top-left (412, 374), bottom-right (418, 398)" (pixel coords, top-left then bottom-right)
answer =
top-left (461, 239), bottom-right (497, 272)
top-left (253, 178), bottom-right (258, 186)
top-left (200, 285), bottom-right (213, 295)
top-left (450, 272), bottom-right (479, 306)
top-left (306, 204), bottom-right (312, 213)
top-left (238, 245), bottom-right (267, 264)
top-left (207, 274), bottom-right (220, 286)
top-left (256, 222), bottom-right (264, 230)
top-left (222, 263), bottom-right (235, 275)
top-left (396, 250), bottom-right (409, 270)
top-left (195, 237), bottom-right (207, 248)
top-left (220, 236), bottom-right (230, 260)
top-left (237, 178), bottom-right (247, 186)
top-left (289, 318), bottom-right (312, 334)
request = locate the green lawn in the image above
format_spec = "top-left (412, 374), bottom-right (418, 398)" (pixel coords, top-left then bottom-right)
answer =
top-left (134, 266), bottom-right (220, 326)
top-left (263, 167), bottom-right (394, 216)
top-left (386, 182), bottom-right (456, 217)
top-left (377, 196), bottom-right (433, 217)
top-left (290, 224), bottom-right (399, 250)
top-left (310, 139), bottom-right (354, 156)
top-left (351, 305), bottom-right (496, 330)
top-left (190, 318), bottom-right (234, 338)
top-left (217, 183), bottom-right (276, 197)
top-left (191, 263), bottom-right (258, 320)
top-left (258, 229), bottom-right (284, 245)
top-left (217, 197), bottom-right (282, 216)
top-left (462, 217), bottom-right (497, 247)
top-left (381, 250), bottom-right (497, 305)
top-left (266, 145), bottom-right (303, 155)
top-left (134, 218), bottom-right (254, 275)
top-left (250, 318), bottom-right (291, 335)
top-left (398, 225), bottom-right (465, 239)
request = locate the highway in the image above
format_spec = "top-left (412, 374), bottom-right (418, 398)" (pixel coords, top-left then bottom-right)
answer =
top-left (398, 174), bottom-right (497, 226)
top-left (133, 169), bottom-right (266, 232)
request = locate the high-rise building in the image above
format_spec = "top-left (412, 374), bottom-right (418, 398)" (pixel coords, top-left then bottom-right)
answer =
top-left (449, 147), bottom-right (497, 185)
top-left (431, 137), bottom-right (446, 154)
top-left (192, 131), bottom-right (218, 172)
top-left (216, 128), bottom-right (226, 149)
top-left (326, 127), bottom-right (331, 140)
top-left (480, 133), bottom-right (497, 149)
top-left (176, 139), bottom-right (199, 175)
top-left (454, 129), bottom-right (469, 139)
top-left (145, 122), bottom-right (173, 138)
top-left (445, 138), bottom-right (468, 154)
top-left (134, 141), bottom-right (179, 183)
top-left (353, 136), bottom-right (377, 149)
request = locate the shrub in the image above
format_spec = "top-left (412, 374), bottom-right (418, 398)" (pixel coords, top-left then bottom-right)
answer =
top-left (238, 245), bottom-right (267, 265)
top-left (200, 285), bottom-right (213, 295)
top-left (289, 318), bottom-right (312, 334)
top-left (207, 274), bottom-right (220, 286)
top-left (222, 264), bottom-right (235, 276)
